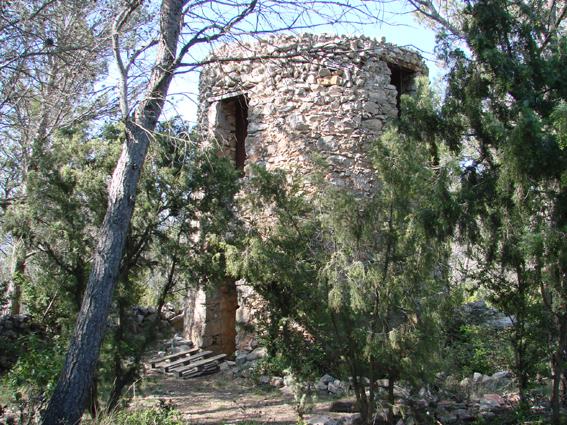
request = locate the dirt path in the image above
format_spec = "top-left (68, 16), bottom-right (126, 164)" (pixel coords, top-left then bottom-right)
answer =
top-left (135, 368), bottom-right (323, 424)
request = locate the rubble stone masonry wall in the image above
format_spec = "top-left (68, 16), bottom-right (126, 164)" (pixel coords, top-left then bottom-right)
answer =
top-left (198, 33), bottom-right (425, 193)
top-left (186, 34), bottom-right (427, 356)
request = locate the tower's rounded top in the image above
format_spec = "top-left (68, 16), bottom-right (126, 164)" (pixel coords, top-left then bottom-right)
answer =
top-left (207, 33), bottom-right (426, 74)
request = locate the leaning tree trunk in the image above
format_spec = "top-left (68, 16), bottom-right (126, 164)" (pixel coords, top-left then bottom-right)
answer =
top-left (40, 1), bottom-right (184, 424)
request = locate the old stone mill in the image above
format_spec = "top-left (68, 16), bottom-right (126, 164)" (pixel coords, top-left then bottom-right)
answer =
top-left (182, 33), bottom-right (426, 358)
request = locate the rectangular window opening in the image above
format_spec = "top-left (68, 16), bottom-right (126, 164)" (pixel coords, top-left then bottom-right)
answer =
top-left (387, 64), bottom-right (415, 116)
top-left (218, 95), bottom-right (249, 172)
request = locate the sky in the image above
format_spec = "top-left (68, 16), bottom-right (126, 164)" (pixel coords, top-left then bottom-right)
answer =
top-left (162, 1), bottom-right (442, 126)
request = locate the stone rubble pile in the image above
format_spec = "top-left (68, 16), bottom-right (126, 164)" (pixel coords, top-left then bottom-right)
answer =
top-left (222, 353), bottom-right (517, 425)
top-left (0, 313), bottom-right (35, 340)
top-left (152, 334), bottom-right (195, 360)
top-left (129, 303), bottom-right (184, 334)
top-left (459, 300), bottom-right (514, 329)
top-left (0, 314), bottom-right (41, 371)
top-left (231, 346), bottom-right (268, 377)
top-left (303, 370), bottom-right (516, 425)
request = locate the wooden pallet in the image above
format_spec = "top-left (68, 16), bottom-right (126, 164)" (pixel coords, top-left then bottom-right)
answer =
top-left (175, 354), bottom-right (227, 378)
top-left (150, 348), bottom-right (226, 379)
top-left (149, 347), bottom-right (199, 368)
top-left (163, 350), bottom-right (213, 373)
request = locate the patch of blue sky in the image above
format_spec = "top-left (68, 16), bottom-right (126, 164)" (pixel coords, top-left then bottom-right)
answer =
top-left (106, 1), bottom-right (445, 126)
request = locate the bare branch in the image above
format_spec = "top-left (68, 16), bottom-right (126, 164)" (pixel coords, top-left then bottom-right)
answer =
top-left (407, 0), bottom-right (464, 38)
top-left (175, 0), bottom-right (258, 68)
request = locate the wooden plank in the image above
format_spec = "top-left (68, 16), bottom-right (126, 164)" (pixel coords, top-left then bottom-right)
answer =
top-left (163, 350), bottom-right (213, 373)
top-left (175, 354), bottom-right (226, 378)
top-left (150, 347), bottom-right (198, 365)
top-left (183, 366), bottom-right (220, 378)
top-left (181, 364), bottom-right (219, 378)
top-left (180, 354), bottom-right (226, 377)
top-left (150, 347), bottom-right (199, 368)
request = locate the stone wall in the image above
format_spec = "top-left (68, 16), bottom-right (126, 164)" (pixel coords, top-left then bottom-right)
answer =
top-left (187, 33), bottom-right (427, 356)
top-left (198, 33), bottom-right (426, 193)
top-left (184, 280), bottom-right (238, 355)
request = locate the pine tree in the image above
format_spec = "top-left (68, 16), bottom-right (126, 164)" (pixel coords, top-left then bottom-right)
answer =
top-left (413, 0), bottom-right (567, 420)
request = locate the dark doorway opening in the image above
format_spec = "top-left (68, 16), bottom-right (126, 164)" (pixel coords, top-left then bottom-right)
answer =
top-left (219, 95), bottom-right (248, 171)
top-left (387, 64), bottom-right (415, 116)
top-left (208, 279), bottom-right (238, 356)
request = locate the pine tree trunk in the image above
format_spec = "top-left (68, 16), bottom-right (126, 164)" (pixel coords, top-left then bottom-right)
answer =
top-left (514, 268), bottom-right (529, 413)
top-left (387, 378), bottom-right (395, 424)
top-left (40, 127), bottom-right (153, 424)
top-left (8, 257), bottom-right (24, 316)
top-left (551, 316), bottom-right (567, 425)
top-left (40, 2), bottom-right (184, 423)
top-left (3, 240), bottom-right (25, 316)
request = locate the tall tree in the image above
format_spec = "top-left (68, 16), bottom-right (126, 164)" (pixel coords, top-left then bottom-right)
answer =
top-left (0, 0), bottom-right (113, 315)
top-left (38, 1), bottom-right (385, 423)
top-left (411, 0), bottom-right (567, 421)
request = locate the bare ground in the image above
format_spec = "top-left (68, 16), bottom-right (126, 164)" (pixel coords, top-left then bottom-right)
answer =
top-left (133, 368), bottom-right (339, 425)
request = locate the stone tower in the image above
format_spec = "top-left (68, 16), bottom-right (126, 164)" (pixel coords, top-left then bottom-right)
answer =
top-left (185, 34), bottom-right (427, 356)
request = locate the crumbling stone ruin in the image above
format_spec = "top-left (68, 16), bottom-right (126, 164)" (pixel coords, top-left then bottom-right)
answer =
top-left (185, 33), bottom-right (427, 356)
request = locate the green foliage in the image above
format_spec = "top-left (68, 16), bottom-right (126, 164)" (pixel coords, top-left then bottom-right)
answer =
top-left (4, 127), bottom-right (120, 328)
top-left (447, 324), bottom-right (512, 377)
top-left (1, 117), bottom-right (242, 413)
top-left (252, 354), bottom-right (291, 378)
top-left (97, 121), bottom-right (241, 409)
top-left (226, 165), bottom-right (332, 380)
top-left (1, 333), bottom-right (66, 423)
top-left (106, 402), bottom-right (184, 425)
top-left (227, 82), bottom-right (457, 424)
top-left (429, 0), bottom-right (567, 417)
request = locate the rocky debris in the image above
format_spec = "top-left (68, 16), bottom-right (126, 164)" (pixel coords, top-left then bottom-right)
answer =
top-left (306, 413), bottom-right (361, 425)
top-left (459, 371), bottom-right (515, 399)
top-left (168, 334), bottom-right (194, 353)
top-left (405, 372), bottom-right (515, 424)
top-left (479, 393), bottom-right (505, 411)
top-left (235, 365), bottom-right (519, 425)
top-left (118, 304), bottom-right (183, 340)
top-left (230, 346), bottom-right (270, 377)
top-left (246, 346), bottom-right (267, 362)
top-left (0, 314), bottom-right (42, 372)
top-left (328, 380), bottom-right (347, 396)
top-left (235, 351), bottom-right (249, 366)
top-left (314, 374), bottom-right (348, 396)
top-left (320, 374), bottom-right (336, 385)
top-left (131, 303), bottom-right (182, 330)
top-left (459, 300), bottom-right (513, 329)
top-left (150, 335), bottom-right (195, 366)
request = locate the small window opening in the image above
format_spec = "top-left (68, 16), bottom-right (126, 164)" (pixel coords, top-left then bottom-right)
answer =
top-left (218, 95), bottom-right (248, 172)
top-left (387, 64), bottom-right (415, 116)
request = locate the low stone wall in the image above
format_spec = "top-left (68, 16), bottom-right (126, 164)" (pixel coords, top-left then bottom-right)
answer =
top-left (0, 314), bottom-right (40, 372)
